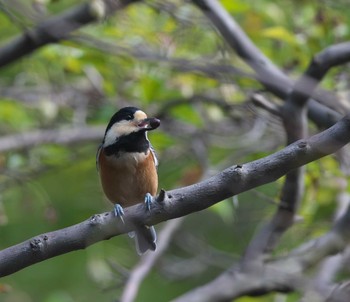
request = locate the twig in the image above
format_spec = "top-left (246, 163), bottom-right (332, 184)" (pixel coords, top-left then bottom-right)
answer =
top-left (120, 218), bottom-right (184, 302)
top-left (250, 93), bottom-right (282, 117)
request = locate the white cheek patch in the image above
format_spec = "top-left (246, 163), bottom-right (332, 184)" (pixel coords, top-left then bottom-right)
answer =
top-left (103, 110), bottom-right (148, 147)
top-left (104, 121), bottom-right (138, 147)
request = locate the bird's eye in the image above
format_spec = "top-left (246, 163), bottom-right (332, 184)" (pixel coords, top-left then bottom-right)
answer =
top-left (126, 114), bottom-right (133, 120)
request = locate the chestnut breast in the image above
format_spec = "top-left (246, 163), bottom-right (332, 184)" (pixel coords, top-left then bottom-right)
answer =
top-left (98, 149), bottom-right (158, 207)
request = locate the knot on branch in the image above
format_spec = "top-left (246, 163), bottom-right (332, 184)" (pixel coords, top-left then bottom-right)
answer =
top-left (89, 214), bottom-right (105, 225)
top-left (157, 189), bottom-right (166, 203)
top-left (29, 235), bottom-right (48, 252)
top-left (297, 140), bottom-right (308, 149)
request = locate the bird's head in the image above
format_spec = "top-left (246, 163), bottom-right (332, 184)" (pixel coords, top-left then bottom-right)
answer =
top-left (103, 107), bottom-right (160, 147)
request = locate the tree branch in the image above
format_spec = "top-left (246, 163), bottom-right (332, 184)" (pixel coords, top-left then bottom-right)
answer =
top-left (120, 218), bottom-right (184, 302)
top-left (303, 182), bottom-right (350, 301)
top-left (173, 200), bottom-right (350, 302)
top-left (242, 40), bottom-right (350, 263)
top-left (72, 34), bottom-right (254, 81)
top-left (0, 126), bottom-right (104, 152)
top-left (289, 41), bottom-right (350, 108)
top-left (1, 113), bottom-right (350, 277)
top-left (191, 0), bottom-right (345, 128)
top-left (0, 0), bottom-right (139, 68)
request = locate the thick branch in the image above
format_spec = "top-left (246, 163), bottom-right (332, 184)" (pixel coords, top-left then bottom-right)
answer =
top-left (0, 0), bottom-right (139, 68)
top-left (0, 114), bottom-right (350, 277)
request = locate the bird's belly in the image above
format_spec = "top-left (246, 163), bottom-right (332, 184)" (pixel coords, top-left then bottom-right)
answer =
top-left (99, 151), bottom-right (158, 207)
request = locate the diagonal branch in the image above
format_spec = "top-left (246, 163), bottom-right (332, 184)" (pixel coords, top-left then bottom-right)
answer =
top-left (242, 41), bottom-right (350, 263)
top-left (0, 0), bottom-right (139, 68)
top-left (191, 0), bottom-right (344, 128)
top-left (0, 113), bottom-right (350, 277)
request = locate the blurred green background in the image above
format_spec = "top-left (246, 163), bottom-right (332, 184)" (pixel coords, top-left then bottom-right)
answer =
top-left (0, 0), bottom-right (349, 301)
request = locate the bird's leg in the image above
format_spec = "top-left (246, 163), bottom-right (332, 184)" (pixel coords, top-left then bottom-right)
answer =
top-left (144, 193), bottom-right (153, 211)
top-left (114, 203), bottom-right (125, 224)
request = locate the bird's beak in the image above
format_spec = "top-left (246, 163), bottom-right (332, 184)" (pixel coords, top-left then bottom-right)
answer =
top-left (138, 117), bottom-right (160, 131)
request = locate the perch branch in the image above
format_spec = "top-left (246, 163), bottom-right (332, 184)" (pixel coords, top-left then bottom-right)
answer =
top-left (0, 113), bottom-right (350, 277)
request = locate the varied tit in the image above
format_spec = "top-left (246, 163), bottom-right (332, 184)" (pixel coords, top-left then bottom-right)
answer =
top-left (96, 107), bottom-right (160, 254)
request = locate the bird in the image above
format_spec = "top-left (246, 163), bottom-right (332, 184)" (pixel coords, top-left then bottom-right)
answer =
top-left (96, 106), bottom-right (160, 254)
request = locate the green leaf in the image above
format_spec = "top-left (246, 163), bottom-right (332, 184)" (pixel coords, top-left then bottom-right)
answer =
top-left (262, 26), bottom-right (298, 45)
top-left (0, 100), bottom-right (36, 131)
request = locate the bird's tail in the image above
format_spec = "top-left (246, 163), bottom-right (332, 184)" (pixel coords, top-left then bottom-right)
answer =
top-left (131, 225), bottom-right (157, 255)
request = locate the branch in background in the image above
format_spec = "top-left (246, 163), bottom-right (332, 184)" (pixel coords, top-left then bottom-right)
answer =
top-left (242, 40), bottom-right (350, 264)
top-left (305, 179), bottom-right (350, 300)
top-left (289, 41), bottom-right (350, 108)
top-left (72, 34), bottom-right (254, 81)
top-left (0, 126), bottom-right (104, 152)
top-left (156, 94), bottom-right (235, 119)
top-left (120, 218), bottom-right (184, 302)
top-left (0, 113), bottom-right (350, 277)
top-left (73, 33), bottom-right (350, 122)
top-left (191, 0), bottom-right (344, 128)
top-left (172, 202), bottom-right (350, 302)
top-left (250, 93), bottom-right (282, 117)
top-left (174, 38), bottom-right (350, 300)
top-left (0, 0), bottom-right (139, 68)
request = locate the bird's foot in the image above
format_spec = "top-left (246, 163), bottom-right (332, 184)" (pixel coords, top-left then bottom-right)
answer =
top-left (144, 193), bottom-right (153, 212)
top-left (114, 203), bottom-right (125, 224)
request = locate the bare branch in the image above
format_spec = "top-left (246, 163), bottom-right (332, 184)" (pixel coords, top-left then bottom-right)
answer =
top-left (0, 0), bottom-right (139, 68)
top-left (120, 218), bottom-right (184, 302)
top-left (241, 39), bottom-right (349, 262)
top-left (0, 113), bottom-right (350, 277)
top-left (0, 126), bottom-right (104, 152)
top-left (290, 42), bottom-right (350, 108)
top-left (303, 182), bottom-right (350, 301)
top-left (191, 0), bottom-right (344, 128)
top-left (72, 34), bottom-right (254, 81)
top-left (173, 201), bottom-right (350, 302)
top-left (250, 93), bottom-right (282, 117)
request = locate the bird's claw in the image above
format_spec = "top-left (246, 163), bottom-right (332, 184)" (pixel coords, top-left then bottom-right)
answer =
top-left (144, 193), bottom-right (153, 212)
top-left (114, 203), bottom-right (125, 224)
